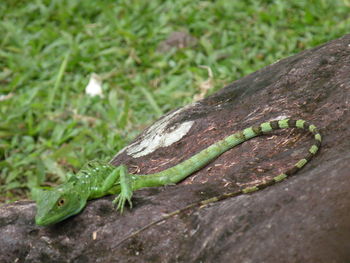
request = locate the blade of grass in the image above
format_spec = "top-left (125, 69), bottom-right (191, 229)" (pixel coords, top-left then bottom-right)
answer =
top-left (41, 156), bottom-right (66, 182)
top-left (139, 87), bottom-right (163, 117)
top-left (48, 51), bottom-right (70, 109)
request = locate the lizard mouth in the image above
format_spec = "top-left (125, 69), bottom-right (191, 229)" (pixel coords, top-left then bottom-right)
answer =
top-left (35, 203), bottom-right (86, 226)
top-left (35, 211), bottom-right (74, 226)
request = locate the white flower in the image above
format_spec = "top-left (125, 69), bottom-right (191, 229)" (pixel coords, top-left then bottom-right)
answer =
top-left (85, 73), bottom-right (103, 97)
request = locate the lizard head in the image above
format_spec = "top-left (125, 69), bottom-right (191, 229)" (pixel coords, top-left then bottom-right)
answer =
top-left (34, 184), bottom-right (87, 226)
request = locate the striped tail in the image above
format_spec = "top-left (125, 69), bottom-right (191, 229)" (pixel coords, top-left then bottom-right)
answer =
top-left (240, 118), bottom-right (321, 194)
top-left (161, 118), bottom-right (322, 203)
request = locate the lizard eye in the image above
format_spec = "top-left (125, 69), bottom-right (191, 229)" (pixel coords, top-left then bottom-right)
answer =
top-left (57, 198), bottom-right (66, 207)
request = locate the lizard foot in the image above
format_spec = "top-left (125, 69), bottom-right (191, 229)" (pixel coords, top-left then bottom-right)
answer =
top-left (112, 190), bottom-right (133, 213)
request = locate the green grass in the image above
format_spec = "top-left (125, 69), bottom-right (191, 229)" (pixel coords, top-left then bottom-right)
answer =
top-left (0, 0), bottom-right (349, 202)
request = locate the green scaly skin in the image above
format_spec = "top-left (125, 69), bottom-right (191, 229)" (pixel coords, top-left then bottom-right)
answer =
top-left (33, 118), bottom-right (321, 227)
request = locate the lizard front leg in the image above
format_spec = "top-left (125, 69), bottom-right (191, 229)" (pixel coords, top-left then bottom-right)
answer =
top-left (112, 165), bottom-right (133, 213)
top-left (88, 166), bottom-right (122, 199)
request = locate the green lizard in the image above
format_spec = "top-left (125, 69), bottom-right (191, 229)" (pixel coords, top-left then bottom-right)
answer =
top-left (33, 118), bottom-right (321, 227)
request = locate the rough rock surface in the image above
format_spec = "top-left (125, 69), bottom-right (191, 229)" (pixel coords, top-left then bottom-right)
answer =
top-left (1, 34), bottom-right (350, 263)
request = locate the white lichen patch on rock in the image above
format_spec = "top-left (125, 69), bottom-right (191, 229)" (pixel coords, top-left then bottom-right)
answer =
top-left (115, 105), bottom-right (195, 159)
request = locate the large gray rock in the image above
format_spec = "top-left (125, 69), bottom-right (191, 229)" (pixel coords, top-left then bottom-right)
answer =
top-left (1, 34), bottom-right (350, 263)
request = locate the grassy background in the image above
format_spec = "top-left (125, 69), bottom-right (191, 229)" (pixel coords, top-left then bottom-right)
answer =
top-left (1, 0), bottom-right (349, 202)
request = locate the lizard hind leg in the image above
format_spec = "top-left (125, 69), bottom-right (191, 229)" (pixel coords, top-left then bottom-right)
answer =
top-left (112, 165), bottom-right (133, 213)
